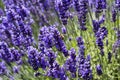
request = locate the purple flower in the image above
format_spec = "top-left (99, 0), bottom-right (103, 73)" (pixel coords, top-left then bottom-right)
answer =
top-left (115, 0), bottom-right (120, 10)
top-left (10, 48), bottom-right (21, 62)
top-left (46, 49), bottom-right (56, 68)
top-left (27, 46), bottom-right (38, 70)
top-left (64, 48), bottom-right (77, 78)
top-left (76, 36), bottom-right (85, 56)
top-left (78, 55), bottom-right (92, 80)
top-left (11, 27), bottom-right (23, 47)
top-left (0, 61), bottom-right (7, 75)
top-left (74, 0), bottom-right (88, 30)
top-left (92, 20), bottom-right (100, 34)
top-left (6, 10), bottom-right (15, 22)
top-left (0, 4), bottom-right (34, 49)
top-left (112, 39), bottom-right (120, 57)
top-left (53, 28), bottom-right (69, 56)
top-left (95, 0), bottom-right (103, 13)
top-left (96, 27), bottom-right (108, 39)
top-left (13, 66), bottom-right (20, 73)
top-left (39, 26), bottom-right (68, 57)
top-left (61, 26), bottom-right (67, 34)
top-left (47, 62), bottom-right (68, 80)
top-left (102, 0), bottom-right (107, 9)
top-left (0, 41), bottom-right (12, 63)
top-left (47, 62), bottom-right (60, 78)
top-left (111, 6), bottom-right (117, 22)
top-left (38, 26), bottom-right (55, 51)
top-left (0, 8), bottom-right (4, 16)
top-left (58, 3), bottom-right (68, 25)
top-left (96, 64), bottom-right (102, 75)
top-left (16, 5), bottom-right (29, 20)
top-left (36, 55), bottom-right (48, 70)
top-left (95, 27), bottom-right (108, 55)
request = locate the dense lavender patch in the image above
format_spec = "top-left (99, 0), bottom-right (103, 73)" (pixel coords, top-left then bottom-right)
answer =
top-left (0, 0), bottom-right (120, 80)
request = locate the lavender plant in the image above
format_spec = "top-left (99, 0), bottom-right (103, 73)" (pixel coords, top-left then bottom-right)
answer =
top-left (0, 0), bottom-right (120, 80)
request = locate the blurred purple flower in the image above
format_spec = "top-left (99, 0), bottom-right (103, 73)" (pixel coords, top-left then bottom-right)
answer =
top-left (28, 46), bottom-right (39, 70)
top-left (74, 0), bottom-right (88, 30)
top-left (61, 26), bottom-right (67, 34)
top-left (78, 54), bottom-right (92, 80)
top-left (13, 66), bottom-right (20, 73)
top-left (96, 64), bottom-right (102, 75)
top-left (64, 48), bottom-right (77, 78)
top-left (0, 61), bottom-right (7, 75)
top-left (76, 36), bottom-right (85, 55)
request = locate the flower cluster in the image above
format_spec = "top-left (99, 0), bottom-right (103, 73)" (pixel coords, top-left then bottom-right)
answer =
top-left (95, 0), bottom-right (106, 14)
top-left (64, 48), bottom-right (77, 78)
top-left (74, 0), bottom-right (88, 30)
top-left (28, 46), bottom-right (48, 70)
top-left (0, 3), bottom-right (34, 49)
top-left (96, 27), bottom-right (108, 55)
top-left (0, 0), bottom-right (120, 80)
top-left (78, 55), bottom-right (92, 80)
top-left (39, 26), bottom-right (69, 57)
top-left (0, 61), bottom-right (7, 75)
top-left (57, 0), bottom-right (71, 25)
top-left (47, 62), bottom-right (68, 80)
top-left (77, 36), bottom-right (85, 55)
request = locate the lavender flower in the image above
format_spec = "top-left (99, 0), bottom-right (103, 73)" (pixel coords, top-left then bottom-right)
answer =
top-left (96, 27), bottom-right (108, 40)
top-left (0, 8), bottom-right (4, 17)
top-left (96, 37), bottom-right (104, 55)
top-left (10, 48), bottom-right (21, 62)
top-left (111, 6), bottom-right (117, 22)
top-left (58, 3), bottom-right (68, 25)
top-left (74, 0), bottom-right (88, 30)
top-left (39, 26), bottom-right (68, 57)
top-left (47, 62), bottom-right (68, 80)
top-left (13, 66), bottom-right (20, 73)
top-left (53, 28), bottom-right (69, 56)
top-left (38, 26), bottom-right (55, 50)
top-left (6, 10), bottom-right (15, 22)
top-left (36, 54), bottom-right (48, 70)
top-left (16, 5), bottom-right (30, 20)
top-left (95, 0), bottom-right (103, 14)
top-left (61, 26), bottom-right (67, 34)
top-left (102, 0), bottom-right (107, 9)
top-left (78, 55), bottom-right (92, 80)
top-left (11, 27), bottom-right (23, 47)
top-left (0, 61), bottom-right (7, 75)
top-left (0, 41), bottom-right (12, 63)
top-left (0, 4), bottom-right (34, 49)
top-left (28, 46), bottom-right (38, 70)
top-left (46, 49), bottom-right (56, 68)
top-left (64, 48), bottom-right (77, 78)
top-left (92, 20), bottom-right (100, 34)
top-left (76, 36), bottom-right (85, 55)
top-left (96, 64), bottom-right (102, 75)
top-left (47, 62), bottom-right (60, 78)
top-left (95, 27), bottom-right (108, 55)
top-left (115, 0), bottom-right (120, 10)
top-left (41, 0), bottom-right (50, 11)
top-left (77, 37), bottom-right (92, 79)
